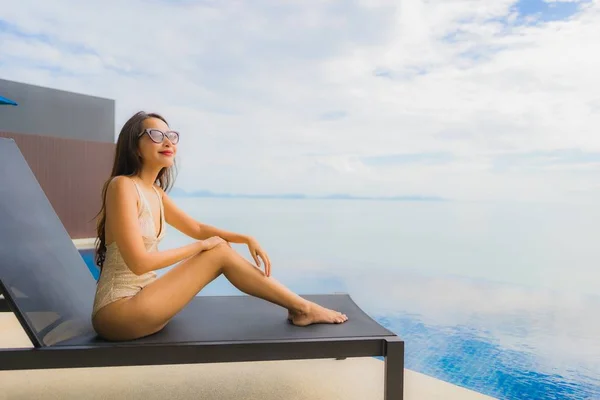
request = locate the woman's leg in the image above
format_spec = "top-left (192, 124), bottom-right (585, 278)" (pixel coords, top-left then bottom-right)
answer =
top-left (92, 243), bottom-right (347, 341)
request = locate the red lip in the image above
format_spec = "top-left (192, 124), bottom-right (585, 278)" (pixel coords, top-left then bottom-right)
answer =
top-left (159, 151), bottom-right (173, 156)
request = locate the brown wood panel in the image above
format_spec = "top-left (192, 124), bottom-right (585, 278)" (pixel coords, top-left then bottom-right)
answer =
top-left (0, 131), bottom-right (115, 239)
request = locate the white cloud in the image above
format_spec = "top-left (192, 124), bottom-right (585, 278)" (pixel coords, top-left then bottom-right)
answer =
top-left (1, 0), bottom-right (599, 202)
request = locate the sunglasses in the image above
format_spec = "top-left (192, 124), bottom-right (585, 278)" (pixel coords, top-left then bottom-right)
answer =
top-left (139, 128), bottom-right (180, 144)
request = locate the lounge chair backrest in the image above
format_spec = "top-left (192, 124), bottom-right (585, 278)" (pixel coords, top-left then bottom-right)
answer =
top-left (0, 138), bottom-right (97, 347)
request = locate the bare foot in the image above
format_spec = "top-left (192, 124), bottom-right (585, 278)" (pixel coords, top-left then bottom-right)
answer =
top-left (291, 302), bottom-right (348, 326)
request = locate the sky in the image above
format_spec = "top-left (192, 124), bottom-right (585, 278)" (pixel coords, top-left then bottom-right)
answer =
top-left (1, 0), bottom-right (599, 203)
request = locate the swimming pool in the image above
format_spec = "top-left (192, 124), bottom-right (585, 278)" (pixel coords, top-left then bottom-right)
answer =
top-left (79, 248), bottom-right (100, 280)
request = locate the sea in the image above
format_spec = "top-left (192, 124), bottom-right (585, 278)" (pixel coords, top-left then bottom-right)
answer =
top-left (154, 197), bottom-right (600, 400)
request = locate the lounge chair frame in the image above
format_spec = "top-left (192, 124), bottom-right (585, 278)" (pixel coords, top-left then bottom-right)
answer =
top-left (0, 286), bottom-right (404, 399)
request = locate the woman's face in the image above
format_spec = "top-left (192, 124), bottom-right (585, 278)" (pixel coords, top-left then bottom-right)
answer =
top-left (138, 117), bottom-right (178, 169)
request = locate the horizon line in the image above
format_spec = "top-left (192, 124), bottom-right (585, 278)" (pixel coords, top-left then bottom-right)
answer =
top-left (168, 187), bottom-right (450, 202)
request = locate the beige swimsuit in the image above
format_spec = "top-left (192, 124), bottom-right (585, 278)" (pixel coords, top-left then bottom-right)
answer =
top-left (92, 179), bottom-right (166, 319)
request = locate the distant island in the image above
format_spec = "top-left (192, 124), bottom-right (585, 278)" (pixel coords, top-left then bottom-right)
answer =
top-left (168, 187), bottom-right (448, 202)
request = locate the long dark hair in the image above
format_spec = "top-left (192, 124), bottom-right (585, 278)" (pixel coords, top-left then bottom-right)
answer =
top-left (94, 111), bottom-right (177, 270)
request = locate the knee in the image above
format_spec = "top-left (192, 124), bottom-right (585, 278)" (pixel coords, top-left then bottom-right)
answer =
top-left (202, 241), bottom-right (233, 262)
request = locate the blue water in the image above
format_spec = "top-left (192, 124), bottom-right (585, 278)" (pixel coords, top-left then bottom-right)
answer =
top-left (79, 198), bottom-right (600, 400)
top-left (80, 249), bottom-right (99, 280)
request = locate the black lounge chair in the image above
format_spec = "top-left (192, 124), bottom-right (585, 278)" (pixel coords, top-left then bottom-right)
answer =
top-left (0, 137), bottom-right (404, 399)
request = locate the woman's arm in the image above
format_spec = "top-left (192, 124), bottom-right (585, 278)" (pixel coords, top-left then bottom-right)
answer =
top-left (105, 176), bottom-right (211, 275)
top-left (159, 189), bottom-right (252, 244)
top-left (158, 188), bottom-right (272, 276)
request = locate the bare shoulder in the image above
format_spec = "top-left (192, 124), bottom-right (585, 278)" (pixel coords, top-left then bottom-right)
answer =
top-left (107, 175), bottom-right (137, 202)
top-left (103, 176), bottom-right (140, 242)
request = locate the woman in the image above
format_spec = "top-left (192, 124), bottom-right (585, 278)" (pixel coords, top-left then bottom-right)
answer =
top-left (91, 111), bottom-right (348, 341)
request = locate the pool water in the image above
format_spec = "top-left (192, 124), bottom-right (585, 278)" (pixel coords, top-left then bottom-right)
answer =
top-left (80, 249), bottom-right (99, 280)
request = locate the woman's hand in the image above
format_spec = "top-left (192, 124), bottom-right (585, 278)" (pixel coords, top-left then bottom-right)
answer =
top-left (201, 236), bottom-right (227, 251)
top-left (245, 236), bottom-right (271, 277)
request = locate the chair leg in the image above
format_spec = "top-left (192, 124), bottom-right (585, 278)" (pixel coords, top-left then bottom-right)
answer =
top-left (384, 337), bottom-right (404, 400)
